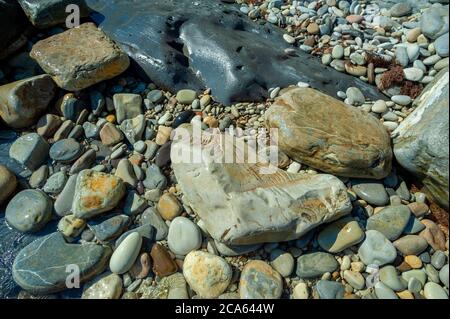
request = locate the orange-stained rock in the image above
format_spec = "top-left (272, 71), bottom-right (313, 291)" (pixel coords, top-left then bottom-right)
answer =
top-left (419, 219), bottom-right (446, 251)
top-left (157, 193), bottom-right (182, 221)
top-left (266, 87), bottom-right (392, 179)
top-left (30, 23), bottom-right (129, 91)
top-left (150, 244), bottom-right (178, 278)
top-left (72, 170), bottom-right (126, 219)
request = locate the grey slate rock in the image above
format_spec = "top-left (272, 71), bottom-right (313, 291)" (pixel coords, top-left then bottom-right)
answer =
top-left (88, 214), bottom-right (130, 242)
top-left (140, 207), bottom-right (168, 241)
top-left (296, 252), bottom-right (338, 278)
top-left (9, 133), bottom-right (49, 171)
top-left (316, 280), bottom-right (344, 299)
top-left (366, 205), bottom-right (411, 240)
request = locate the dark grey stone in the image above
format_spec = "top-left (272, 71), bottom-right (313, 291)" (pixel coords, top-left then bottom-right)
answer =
top-left (87, 214), bottom-right (130, 242)
top-left (296, 252), bottom-right (338, 278)
top-left (140, 207), bottom-right (168, 241)
top-left (316, 280), bottom-right (344, 299)
top-left (0, 0), bottom-right (28, 58)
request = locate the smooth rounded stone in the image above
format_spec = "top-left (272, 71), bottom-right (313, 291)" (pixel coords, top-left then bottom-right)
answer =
top-left (150, 243), bottom-right (178, 278)
top-left (408, 277), bottom-right (423, 293)
top-left (140, 207), bottom-right (169, 240)
top-left (379, 265), bottom-right (407, 291)
top-left (420, 219), bottom-right (447, 251)
top-left (57, 214), bottom-right (86, 238)
top-left (265, 87), bottom-right (391, 180)
top-left (88, 214), bottom-right (130, 242)
top-left (0, 164), bottom-right (17, 205)
top-left (239, 260), bottom-right (283, 299)
top-left (214, 240), bottom-right (262, 257)
top-left (358, 230), bottom-right (397, 266)
top-left (120, 114), bottom-right (145, 144)
top-left (36, 114), bottom-right (63, 139)
top-left (352, 180), bottom-right (389, 206)
top-left (366, 205), bottom-right (411, 240)
top-left (154, 141), bottom-right (172, 167)
top-left (123, 191), bottom-right (147, 216)
top-left (435, 32), bottom-right (449, 57)
top-left (133, 140), bottom-right (146, 154)
top-left (407, 202), bottom-right (429, 218)
top-left (82, 273), bottom-right (123, 299)
top-left (343, 270), bottom-right (365, 290)
top-left (424, 282), bottom-right (448, 299)
top-left (13, 232), bottom-right (111, 294)
top-left (30, 23), bottom-right (130, 91)
top-left (83, 122), bottom-right (99, 139)
top-left (420, 7), bottom-right (449, 40)
top-left (157, 193), bottom-right (182, 221)
top-left (374, 282), bottom-right (398, 299)
top-left (167, 217), bottom-right (202, 256)
top-left (143, 164), bottom-right (167, 190)
top-left (54, 174), bottom-right (77, 216)
top-left (372, 100), bottom-right (388, 113)
top-left (172, 110), bottom-right (195, 129)
top-left (402, 269), bottom-right (427, 285)
top-left (269, 249), bottom-right (294, 277)
top-left (293, 282), bottom-right (309, 299)
top-left (405, 255), bottom-right (423, 269)
top-left (389, 2), bottom-right (411, 17)
top-left (345, 87), bottom-right (365, 105)
top-left (99, 122), bottom-right (124, 146)
top-left (6, 189), bottom-right (52, 233)
top-left (435, 57), bottom-right (449, 71)
top-left (0, 75), bottom-right (56, 129)
top-left (176, 89), bottom-right (197, 105)
top-left (183, 251), bottom-right (232, 298)
top-left (439, 264), bottom-right (449, 288)
top-left (283, 34), bottom-right (295, 44)
top-left (426, 264), bottom-right (441, 283)
top-left (317, 217), bottom-right (365, 253)
top-left (115, 224), bottom-right (155, 252)
top-left (109, 232), bottom-right (142, 274)
top-left (296, 252), bottom-right (338, 278)
top-left (29, 165), bottom-right (49, 189)
top-left (403, 67), bottom-right (424, 82)
top-left (72, 170), bottom-right (126, 219)
top-left (316, 280), bottom-right (344, 299)
top-left (396, 46), bottom-right (409, 67)
top-left (129, 253), bottom-right (151, 279)
top-left (70, 149), bottom-right (96, 174)
top-left (423, 54), bottom-right (442, 66)
top-left (391, 95), bottom-right (411, 106)
top-left (332, 45), bottom-right (344, 59)
top-left (43, 171), bottom-right (67, 194)
top-left (403, 216), bottom-right (426, 235)
top-left (115, 159), bottom-right (138, 188)
top-left (431, 251), bottom-right (447, 270)
top-left (9, 133), bottom-right (49, 171)
top-left (345, 64), bottom-right (367, 77)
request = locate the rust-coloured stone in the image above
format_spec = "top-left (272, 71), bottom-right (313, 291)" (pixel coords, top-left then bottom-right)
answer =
top-left (150, 244), bottom-right (178, 278)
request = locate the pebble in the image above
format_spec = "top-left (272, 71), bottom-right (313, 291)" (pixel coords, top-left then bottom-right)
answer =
top-left (407, 202), bottom-right (429, 218)
top-left (109, 232), bottom-right (142, 274)
top-left (167, 217), bottom-right (202, 256)
top-left (113, 93), bottom-right (142, 124)
top-left (343, 270), bottom-right (365, 290)
top-left (82, 273), bottom-right (123, 299)
top-left (345, 87), bottom-right (365, 105)
top-left (352, 180), bottom-right (389, 206)
top-left (43, 171), bottom-right (67, 194)
top-left (270, 249), bottom-right (294, 277)
top-left (419, 219), bottom-right (446, 251)
top-left (29, 165), bottom-right (49, 189)
top-left (183, 251), bottom-right (232, 298)
top-left (405, 255), bottom-right (422, 269)
top-left (157, 193), bottom-right (182, 221)
top-left (374, 282), bottom-right (398, 299)
top-left (366, 205), bottom-right (410, 240)
top-left (9, 133), bottom-right (49, 171)
top-left (431, 251), bottom-right (447, 270)
top-left (54, 174), bottom-right (77, 216)
top-left (6, 189), bottom-right (52, 233)
top-left (100, 122), bottom-right (124, 146)
top-left (150, 243), bottom-right (178, 278)
top-left (296, 252), bottom-right (338, 278)
top-left (176, 89), bottom-right (197, 104)
top-left (129, 253), bottom-right (151, 279)
top-left (88, 214), bottom-right (130, 242)
top-left (317, 217), bottom-right (365, 253)
top-left (0, 165), bottom-right (17, 205)
top-left (293, 282), bottom-right (309, 299)
top-left (391, 95), bottom-right (411, 106)
top-left (403, 67), bottom-right (424, 82)
top-left (316, 280), bottom-right (344, 299)
top-left (439, 264), bottom-right (449, 288)
top-left (424, 282), bottom-right (448, 299)
top-left (58, 214), bottom-right (86, 238)
top-left (240, 260), bottom-right (283, 299)
top-left (371, 100), bottom-right (387, 113)
top-left (358, 230), bottom-right (397, 266)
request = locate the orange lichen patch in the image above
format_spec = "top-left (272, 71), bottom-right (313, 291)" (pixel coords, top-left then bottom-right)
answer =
top-left (81, 195), bottom-right (103, 209)
top-left (85, 173), bottom-right (118, 194)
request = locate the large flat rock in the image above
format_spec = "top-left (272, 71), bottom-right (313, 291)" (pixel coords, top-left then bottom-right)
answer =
top-left (85, 0), bottom-right (386, 105)
top-left (266, 87), bottom-right (393, 179)
top-left (393, 67), bottom-right (449, 210)
top-left (171, 124), bottom-right (352, 245)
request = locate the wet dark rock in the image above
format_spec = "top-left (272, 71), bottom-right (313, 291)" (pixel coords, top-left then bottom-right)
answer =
top-left (87, 214), bottom-right (130, 242)
top-left (0, 0), bottom-right (28, 59)
top-left (86, 0), bottom-right (385, 105)
top-left (155, 141), bottom-right (172, 167)
top-left (173, 110), bottom-right (195, 129)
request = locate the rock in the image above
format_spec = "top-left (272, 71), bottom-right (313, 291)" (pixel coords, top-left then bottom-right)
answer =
top-left (420, 7), bottom-right (449, 40)
top-left (115, 224), bottom-right (155, 251)
top-left (270, 249), bottom-right (294, 277)
top-left (391, 95), bottom-right (412, 106)
top-left (214, 240), bottom-right (262, 257)
top-left (54, 174), bottom-right (77, 216)
top-left (123, 191), bottom-right (147, 216)
top-left (49, 138), bottom-right (83, 163)
top-left (70, 149), bottom-right (96, 174)
top-left (129, 253), bottom-right (151, 279)
top-left (150, 243), bottom-right (178, 278)
top-left (167, 217), bottom-right (202, 256)
top-left (0, 75), bottom-right (56, 129)
top-left (109, 232), bottom-right (142, 274)
top-left (424, 282), bottom-right (448, 299)
top-left (296, 252), bottom-right (338, 278)
top-left (43, 171), bottom-right (67, 194)
top-left (154, 141), bottom-right (172, 167)
top-left (358, 230), bottom-right (397, 266)
top-left (343, 270), bottom-right (365, 290)
top-left (155, 126), bottom-right (173, 146)
top-left (403, 68), bottom-right (424, 82)
top-left (173, 110), bottom-right (195, 129)
top-left (6, 190), bottom-right (52, 233)
top-left (366, 205), bottom-right (411, 240)
top-left (0, 164), bottom-right (17, 205)
top-left (0, 0), bottom-right (28, 59)
top-left (176, 90), bottom-right (197, 105)
top-left (439, 264), bottom-right (449, 288)
top-left (389, 3), bottom-right (411, 17)
top-left (407, 202), bottom-right (429, 218)
top-left (12, 232), bottom-right (111, 294)
top-left (57, 214), bottom-right (86, 238)
top-left (143, 164), bottom-right (167, 191)
top-left (171, 124), bottom-right (352, 245)
top-left (317, 217), bottom-right (365, 253)
top-left (30, 23), bottom-right (130, 91)
top-left (113, 94), bottom-right (142, 124)
top-left (183, 251), bottom-right (232, 298)
top-left (54, 120), bottom-right (74, 141)
top-left (379, 265), bottom-right (407, 291)
top-left (431, 251), bottom-right (447, 270)
top-left (87, 0), bottom-right (385, 105)
top-left (120, 115), bottom-right (145, 144)
top-left (36, 114), bottom-right (63, 138)
top-left (99, 122), bottom-right (124, 146)
top-left (266, 88), bottom-right (391, 179)
top-left (157, 193), bottom-right (182, 221)
top-left (405, 255), bottom-right (423, 269)
top-left (393, 235), bottom-right (428, 256)
top-left (419, 219), bottom-right (447, 251)
top-left (9, 133), bottom-right (49, 171)
top-left (240, 260), bottom-right (282, 299)
top-left (17, 0), bottom-right (90, 28)
top-left (352, 180), bottom-right (389, 206)
top-left (82, 273), bottom-right (122, 299)
top-left (374, 282), bottom-right (398, 299)
top-left (140, 207), bottom-right (169, 241)
top-left (403, 216), bottom-right (425, 234)
top-left (115, 159), bottom-right (138, 188)
top-left (72, 170), bottom-right (126, 219)
top-left (394, 67), bottom-right (448, 209)
top-left (88, 214), bottom-right (130, 242)
top-left (435, 33), bottom-right (449, 57)
top-left (316, 280), bottom-right (344, 299)
top-left (401, 269), bottom-right (427, 287)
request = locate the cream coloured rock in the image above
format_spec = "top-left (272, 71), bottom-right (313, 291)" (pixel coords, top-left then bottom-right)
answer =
top-left (265, 87), bottom-right (392, 179)
top-left (82, 273), bottom-right (123, 299)
top-left (171, 124), bottom-right (352, 245)
top-left (317, 217), bottom-right (365, 253)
